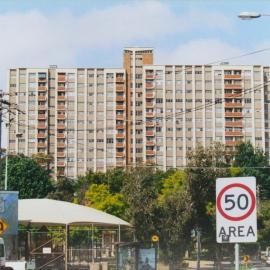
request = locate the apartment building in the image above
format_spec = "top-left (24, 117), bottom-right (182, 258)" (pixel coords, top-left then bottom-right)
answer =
top-left (141, 65), bottom-right (269, 169)
top-left (8, 68), bottom-right (126, 178)
top-left (7, 48), bottom-right (270, 177)
top-left (123, 48), bottom-right (153, 164)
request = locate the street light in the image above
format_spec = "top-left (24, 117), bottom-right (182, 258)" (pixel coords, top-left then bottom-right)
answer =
top-left (238, 11), bottom-right (270, 20)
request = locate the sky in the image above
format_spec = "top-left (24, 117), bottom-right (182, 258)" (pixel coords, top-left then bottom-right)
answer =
top-left (1, 0), bottom-right (270, 146)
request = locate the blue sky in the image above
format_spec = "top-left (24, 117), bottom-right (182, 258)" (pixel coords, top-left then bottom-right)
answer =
top-left (1, 0), bottom-right (270, 146)
top-left (0, 0), bottom-right (270, 80)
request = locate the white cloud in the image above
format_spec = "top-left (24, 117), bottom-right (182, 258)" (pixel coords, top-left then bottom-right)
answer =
top-left (0, 1), bottom-right (233, 87)
top-left (156, 38), bottom-right (270, 66)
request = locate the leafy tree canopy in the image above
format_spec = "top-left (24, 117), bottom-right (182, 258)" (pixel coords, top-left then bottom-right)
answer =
top-left (0, 155), bottom-right (53, 199)
top-left (234, 142), bottom-right (270, 199)
top-left (84, 183), bottom-right (127, 218)
top-left (48, 177), bottom-right (76, 202)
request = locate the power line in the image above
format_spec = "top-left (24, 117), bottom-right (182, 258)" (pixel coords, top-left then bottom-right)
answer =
top-left (5, 79), bottom-right (269, 132)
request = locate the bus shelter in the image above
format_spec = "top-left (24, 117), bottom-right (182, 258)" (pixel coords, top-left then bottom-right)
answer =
top-left (18, 199), bottom-right (132, 270)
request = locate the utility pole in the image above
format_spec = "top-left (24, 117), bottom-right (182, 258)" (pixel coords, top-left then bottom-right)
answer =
top-left (196, 228), bottom-right (201, 270)
top-left (0, 90), bottom-right (2, 158)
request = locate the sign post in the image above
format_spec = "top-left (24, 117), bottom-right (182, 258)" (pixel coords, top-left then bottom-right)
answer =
top-left (216, 177), bottom-right (257, 270)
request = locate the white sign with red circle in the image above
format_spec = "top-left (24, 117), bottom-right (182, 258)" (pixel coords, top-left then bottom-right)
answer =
top-left (216, 177), bottom-right (257, 243)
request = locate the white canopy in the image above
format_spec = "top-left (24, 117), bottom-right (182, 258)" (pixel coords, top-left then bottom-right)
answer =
top-left (19, 198), bottom-right (131, 227)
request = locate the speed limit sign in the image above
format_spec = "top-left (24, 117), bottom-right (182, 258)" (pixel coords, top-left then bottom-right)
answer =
top-left (216, 177), bottom-right (257, 243)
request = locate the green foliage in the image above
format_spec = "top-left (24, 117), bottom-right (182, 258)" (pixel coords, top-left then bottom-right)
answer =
top-left (158, 170), bottom-right (193, 267)
top-left (185, 142), bottom-right (230, 232)
top-left (234, 142), bottom-right (270, 199)
top-left (84, 183), bottom-right (127, 218)
top-left (48, 177), bottom-right (76, 202)
top-left (158, 170), bottom-right (187, 203)
top-left (159, 189), bottom-right (193, 267)
top-left (0, 155), bottom-right (53, 199)
top-left (122, 166), bottom-right (160, 241)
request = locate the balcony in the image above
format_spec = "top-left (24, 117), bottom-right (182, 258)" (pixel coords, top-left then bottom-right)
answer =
top-left (57, 142), bottom-right (66, 148)
top-left (38, 124), bottom-right (47, 129)
top-left (57, 105), bottom-right (66, 110)
top-left (146, 102), bottom-right (154, 108)
top-left (225, 121), bottom-right (243, 127)
top-left (116, 96), bottom-right (125, 102)
top-left (146, 150), bottom-right (155, 156)
top-left (146, 141), bottom-right (155, 146)
top-left (146, 93), bottom-right (155, 99)
top-left (57, 152), bottom-right (66, 158)
top-left (225, 131), bottom-right (243, 136)
top-left (38, 96), bottom-right (46, 101)
top-left (57, 114), bottom-right (66, 120)
top-left (37, 133), bottom-right (46, 139)
top-left (146, 121), bottom-right (155, 127)
top-left (38, 86), bottom-right (47, 91)
top-left (57, 162), bottom-right (66, 167)
top-left (38, 114), bottom-right (46, 120)
top-left (116, 85), bottom-right (124, 92)
top-left (116, 161), bottom-right (125, 167)
top-left (37, 142), bottom-right (47, 148)
top-left (116, 125), bottom-right (125, 130)
top-left (146, 82), bottom-right (154, 89)
top-left (145, 159), bottom-right (155, 165)
top-left (57, 133), bottom-right (65, 139)
top-left (116, 152), bottom-right (125, 158)
top-left (116, 77), bottom-right (124, 83)
top-left (146, 112), bottom-right (155, 118)
top-left (57, 124), bottom-right (66, 130)
top-left (57, 170), bottom-right (65, 177)
top-left (224, 93), bottom-right (242, 98)
top-left (146, 130), bottom-right (155, 137)
top-left (38, 77), bottom-right (47, 82)
top-left (58, 76), bottom-right (66, 82)
top-left (224, 74), bottom-right (241, 79)
top-left (146, 73), bottom-right (155, 79)
top-left (58, 86), bottom-right (66, 91)
top-left (116, 114), bottom-right (125, 121)
top-left (116, 105), bottom-right (125, 111)
top-left (38, 105), bottom-right (47, 111)
top-left (224, 84), bottom-right (242, 90)
top-left (58, 95), bottom-right (66, 101)
top-left (225, 112), bottom-right (242, 118)
top-left (116, 143), bottom-right (125, 148)
top-left (225, 141), bottom-right (241, 146)
top-left (116, 133), bottom-right (125, 139)
top-left (225, 102), bottom-right (242, 108)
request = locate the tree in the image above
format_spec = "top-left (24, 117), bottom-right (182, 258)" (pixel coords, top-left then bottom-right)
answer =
top-left (234, 142), bottom-right (270, 199)
top-left (105, 168), bottom-right (125, 193)
top-left (47, 177), bottom-right (76, 202)
top-left (31, 153), bottom-right (53, 168)
top-left (84, 183), bottom-right (127, 218)
top-left (158, 170), bottom-right (193, 270)
top-left (185, 142), bottom-right (230, 264)
top-left (122, 166), bottom-right (161, 241)
top-left (0, 155), bottom-right (53, 199)
top-left (158, 170), bottom-right (187, 203)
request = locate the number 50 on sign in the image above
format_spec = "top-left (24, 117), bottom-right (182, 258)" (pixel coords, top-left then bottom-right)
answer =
top-left (216, 177), bottom-right (257, 243)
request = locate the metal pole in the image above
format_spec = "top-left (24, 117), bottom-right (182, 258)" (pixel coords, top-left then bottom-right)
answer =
top-left (196, 229), bottom-right (201, 270)
top-left (235, 243), bottom-right (239, 270)
top-left (4, 154), bottom-right (8, 191)
top-left (91, 224), bottom-right (94, 263)
top-left (118, 225), bottom-right (121, 243)
top-left (65, 224), bottom-right (68, 270)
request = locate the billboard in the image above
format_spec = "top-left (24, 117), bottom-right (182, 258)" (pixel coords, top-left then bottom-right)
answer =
top-left (117, 245), bottom-right (136, 270)
top-left (0, 192), bottom-right (18, 235)
top-left (138, 248), bottom-right (156, 270)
